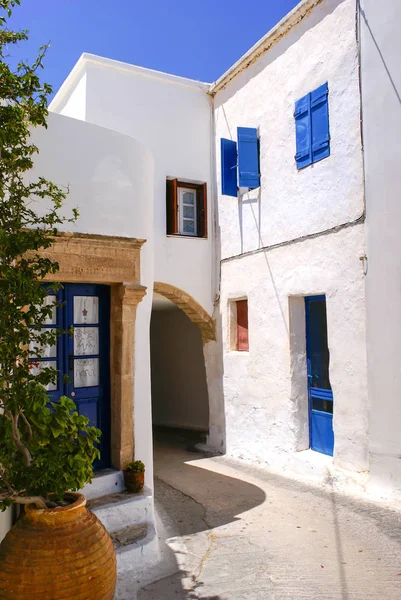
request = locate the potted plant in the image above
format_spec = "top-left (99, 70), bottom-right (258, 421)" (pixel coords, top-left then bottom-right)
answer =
top-left (0, 2), bottom-right (116, 598)
top-left (123, 460), bottom-right (145, 493)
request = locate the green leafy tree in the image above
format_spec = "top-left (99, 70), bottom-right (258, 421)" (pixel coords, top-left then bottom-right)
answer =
top-left (0, 0), bottom-right (101, 510)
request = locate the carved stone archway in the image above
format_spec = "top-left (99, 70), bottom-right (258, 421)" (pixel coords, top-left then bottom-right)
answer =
top-left (41, 232), bottom-right (147, 470)
top-left (153, 282), bottom-right (216, 342)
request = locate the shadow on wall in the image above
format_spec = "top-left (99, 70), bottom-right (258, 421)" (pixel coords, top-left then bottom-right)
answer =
top-left (358, 1), bottom-right (401, 105)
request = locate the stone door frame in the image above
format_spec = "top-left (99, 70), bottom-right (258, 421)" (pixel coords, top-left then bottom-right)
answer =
top-left (41, 232), bottom-right (147, 470)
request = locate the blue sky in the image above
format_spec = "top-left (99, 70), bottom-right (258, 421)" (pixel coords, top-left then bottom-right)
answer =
top-left (8, 0), bottom-right (300, 96)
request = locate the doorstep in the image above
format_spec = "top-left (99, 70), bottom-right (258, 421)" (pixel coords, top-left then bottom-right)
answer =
top-left (81, 468), bottom-right (125, 500)
top-left (87, 488), bottom-right (158, 573)
top-left (88, 488), bottom-right (154, 531)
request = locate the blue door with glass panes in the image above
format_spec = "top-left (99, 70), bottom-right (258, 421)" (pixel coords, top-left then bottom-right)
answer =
top-left (33, 284), bottom-right (111, 469)
top-left (305, 295), bottom-right (334, 456)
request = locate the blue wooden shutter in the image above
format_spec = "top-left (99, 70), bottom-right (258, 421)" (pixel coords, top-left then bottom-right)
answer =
top-left (237, 127), bottom-right (260, 189)
top-left (221, 138), bottom-right (238, 197)
top-left (311, 82), bottom-right (330, 164)
top-left (294, 93), bottom-right (312, 170)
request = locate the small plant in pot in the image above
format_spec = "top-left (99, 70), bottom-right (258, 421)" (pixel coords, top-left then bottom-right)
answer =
top-left (124, 460), bottom-right (145, 493)
top-left (0, 2), bottom-right (116, 598)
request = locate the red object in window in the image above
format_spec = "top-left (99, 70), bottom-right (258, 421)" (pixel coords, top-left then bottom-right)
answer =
top-left (237, 299), bottom-right (249, 351)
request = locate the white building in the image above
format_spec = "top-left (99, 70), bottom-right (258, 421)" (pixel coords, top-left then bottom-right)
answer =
top-left (2, 0), bottom-right (399, 550)
top-left (360, 0), bottom-right (401, 500)
top-left (212, 0), bottom-right (368, 480)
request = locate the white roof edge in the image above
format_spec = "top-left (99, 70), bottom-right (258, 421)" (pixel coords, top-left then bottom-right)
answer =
top-left (50, 52), bottom-right (211, 111)
top-left (209, 0), bottom-right (325, 95)
top-left (49, 55), bottom-right (86, 111)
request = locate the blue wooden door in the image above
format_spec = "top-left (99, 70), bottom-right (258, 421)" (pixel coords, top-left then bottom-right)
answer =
top-left (34, 284), bottom-right (111, 469)
top-left (305, 296), bottom-right (334, 456)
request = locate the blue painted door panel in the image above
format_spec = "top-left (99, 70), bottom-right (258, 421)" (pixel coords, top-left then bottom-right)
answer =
top-left (305, 295), bottom-right (334, 456)
top-left (37, 284), bottom-right (111, 470)
top-left (65, 284), bottom-right (111, 469)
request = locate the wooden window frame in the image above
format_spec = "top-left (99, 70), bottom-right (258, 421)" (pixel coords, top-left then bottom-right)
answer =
top-left (236, 299), bottom-right (249, 351)
top-left (166, 179), bottom-right (207, 238)
top-left (229, 298), bottom-right (249, 352)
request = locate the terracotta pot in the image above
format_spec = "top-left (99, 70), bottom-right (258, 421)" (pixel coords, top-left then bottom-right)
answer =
top-left (123, 469), bottom-right (144, 493)
top-left (0, 492), bottom-right (116, 600)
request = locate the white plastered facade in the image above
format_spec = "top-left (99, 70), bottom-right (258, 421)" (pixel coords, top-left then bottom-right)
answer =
top-left (213, 0), bottom-right (369, 476)
top-left (360, 0), bottom-right (401, 501)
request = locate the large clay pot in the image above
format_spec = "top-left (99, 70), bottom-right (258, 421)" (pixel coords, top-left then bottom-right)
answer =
top-left (0, 492), bottom-right (116, 600)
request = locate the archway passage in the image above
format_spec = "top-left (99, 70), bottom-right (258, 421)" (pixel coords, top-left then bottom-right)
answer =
top-left (153, 282), bottom-right (216, 342)
top-left (150, 284), bottom-right (215, 451)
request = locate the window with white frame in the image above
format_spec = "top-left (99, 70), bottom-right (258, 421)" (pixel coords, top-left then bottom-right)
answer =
top-left (166, 179), bottom-right (207, 238)
top-left (178, 187), bottom-right (197, 236)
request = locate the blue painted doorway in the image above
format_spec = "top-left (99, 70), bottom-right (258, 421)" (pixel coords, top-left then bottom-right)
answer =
top-left (38, 283), bottom-right (111, 469)
top-left (305, 295), bottom-right (334, 456)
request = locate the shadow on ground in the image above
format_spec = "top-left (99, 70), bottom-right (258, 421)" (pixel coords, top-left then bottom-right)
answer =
top-left (152, 427), bottom-right (266, 535)
top-left (136, 428), bottom-right (401, 600)
top-left (135, 428), bottom-right (266, 599)
top-left (138, 572), bottom-right (221, 600)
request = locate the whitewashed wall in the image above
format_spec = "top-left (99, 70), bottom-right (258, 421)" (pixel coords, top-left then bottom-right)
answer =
top-left (360, 0), bottom-right (401, 500)
top-left (52, 58), bottom-right (214, 314)
top-left (50, 59), bottom-right (219, 467)
top-left (214, 0), bottom-right (368, 474)
top-left (29, 113), bottom-right (155, 489)
top-left (58, 72), bottom-right (87, 121)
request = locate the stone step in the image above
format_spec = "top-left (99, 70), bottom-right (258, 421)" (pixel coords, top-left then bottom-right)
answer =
top-left (88, 488), bottom-right (154, 533)
top-left (82, 469), bottom-right (125, 500)
top-left (111, 523), bottom-right (159, 573)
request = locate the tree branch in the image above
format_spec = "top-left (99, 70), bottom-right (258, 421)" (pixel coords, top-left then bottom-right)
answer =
top-left (0, 464), bottom-right (16, 496)
top-left (13, 495), bottom-right (47, 509)
top-left (19, 409), bottom-right (32, 445)
top-left (6, 410), bottom-right (32, 467)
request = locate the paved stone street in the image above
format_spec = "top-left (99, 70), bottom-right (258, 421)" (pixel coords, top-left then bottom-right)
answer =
top-left (120, 432), bottom-right (401, 599)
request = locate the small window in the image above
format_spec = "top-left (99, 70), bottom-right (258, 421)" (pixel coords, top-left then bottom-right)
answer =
top-left (229, 299), bottom-right (249, 351)
top-left (236, 299), bottom-right (249, 351)
top-left (179, 187), bottom-right (197, 236)
top-left (166, 179), bottom-right (207, 238)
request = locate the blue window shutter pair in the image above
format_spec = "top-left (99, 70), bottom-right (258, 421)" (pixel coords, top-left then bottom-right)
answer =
top-left (295, 82), bottom-right (330, 170)
top-left (221, 128), bottom-right (260, 196)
